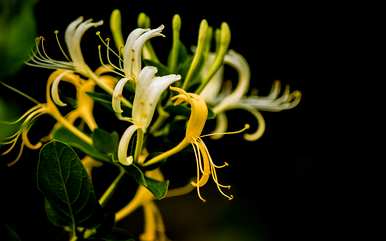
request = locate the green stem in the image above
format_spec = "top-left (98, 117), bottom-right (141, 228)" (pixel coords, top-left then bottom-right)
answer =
top-left (149, 104), bottom-right (170, 134)
top-left (144, 139), bottom-right (189, 167)
top-left (99, 168), bottom-right (126, 207)
top-left (49, 107), bottom-right (93, 145)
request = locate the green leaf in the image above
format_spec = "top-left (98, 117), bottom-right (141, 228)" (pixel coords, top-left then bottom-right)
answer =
top-left (121, 164), bottom-right (169, 200)
top-left (52, 127), bottom-right (109, 162)
top-left (143, 59), bottom-right (171, 76)
top-left (92, 128), bottom-right (119, 161)
top-left (37, 141), bottom-right (103, 229)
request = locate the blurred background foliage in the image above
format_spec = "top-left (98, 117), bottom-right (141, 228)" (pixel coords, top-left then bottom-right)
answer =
top-left (0, 0), bottom-right (35, 144)
top-left (0, 0), bottom-right (36, 79)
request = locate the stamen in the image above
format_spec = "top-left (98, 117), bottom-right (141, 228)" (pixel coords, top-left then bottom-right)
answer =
top-left (96, 31), bottom-right (122, 60)
top-left (105, 38), bottom-right (123, 72)
top-left (97, 45), bottom-right (125, 77)
top-left (54, 30), bottom-right (71, 61)
top-left (1, 133), bottom-right (21, 155)
top-left (201, 123), bottom-right (250, 138)
top-left (0, 105), bottom-right (41, 125)
top-left (7, 143), bottom-right (25, 167)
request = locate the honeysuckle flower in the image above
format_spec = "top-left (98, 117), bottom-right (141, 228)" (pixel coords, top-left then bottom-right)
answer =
top-left (144, 87), bottom-right (239, 202)
top-left (114, 66), bottom-right (181, 166)
top-left (0, 102), bottom-right (48, 166)
top-left (49, 66), bottom-right (115, 132)
top-left (115, 168), bottom-right (168, 241)
top-left (200, 50), bottom-right (301, 140)
top-left (122, 25), bottom-right (165, 81)
top-left (1, 70), bottom-right (96, 166)
top-left (27, 17), bottom-right (103, 76)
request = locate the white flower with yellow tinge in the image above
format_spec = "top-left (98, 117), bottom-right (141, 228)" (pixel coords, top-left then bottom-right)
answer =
top-left (27, 16), bottom-right (103, 76)
top-left (122, 25), bottom-right (165, 81)
top-left (113, 66), bottom-right (181, 166)
top-left (144, 87), bottom-right (246, 202)
top-left (200, 50), bottom-right (301, 141)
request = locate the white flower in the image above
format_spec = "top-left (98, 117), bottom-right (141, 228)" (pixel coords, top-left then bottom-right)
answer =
top-left (114, 66), bottom-right (181, 165)
top-left (123, 25), bottom-right (165, 81)
top-left (27, 17), bottom-right (103, 76)
top-left (65, 17), bottom-right (103, 75)
top-left (200, 50), bottom-right (301, 141)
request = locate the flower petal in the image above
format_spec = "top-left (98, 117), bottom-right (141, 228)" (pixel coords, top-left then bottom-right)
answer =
top-left (118, 125), bottom-right (138, 166)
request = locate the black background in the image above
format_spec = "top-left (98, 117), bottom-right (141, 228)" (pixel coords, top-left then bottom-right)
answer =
top-left (0, 0), bottom-right (350, 240)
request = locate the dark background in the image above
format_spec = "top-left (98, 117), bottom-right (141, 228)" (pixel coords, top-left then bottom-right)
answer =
top-left (1, 0), bottom-right (347, 240)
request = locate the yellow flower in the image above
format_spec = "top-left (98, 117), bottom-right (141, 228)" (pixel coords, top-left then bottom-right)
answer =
top-left (144, 87), bottom-right (236, 201)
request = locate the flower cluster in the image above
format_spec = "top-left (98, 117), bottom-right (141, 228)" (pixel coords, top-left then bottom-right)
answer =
top-left (1, 9), bottom-right (301, 241)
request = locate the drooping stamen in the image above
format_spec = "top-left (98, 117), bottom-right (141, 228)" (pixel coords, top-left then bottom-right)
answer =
top-left (97, 45), bottom-right (125, 78)
top-left (96, 31), bottom-right (122, 61)
top-left (7, 143), bottom-right (24, 167)
top-left (26, 37), bottom-right (74, 70)
top-left (0, 105), bottom-right (41, 125)
top-left (201, 123), bottom-right (250, 138)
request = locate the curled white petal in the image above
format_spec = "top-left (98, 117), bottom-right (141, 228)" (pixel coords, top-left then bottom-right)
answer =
top-left (51, 71), bottom-right (72, 107)
top-left (123, 28), bottom-right (148, 79)
top-left (132, 25), bottom-right (165, 78)
top-left (65, 17), bottom-right (103, 74)
top-left (241, 84), bottom-right (301, 112)
top-left (213, 50), bottom-right (250, 113)
top-left (112, 77), bottom-right (129, 113)
top-left (136, 66), bottom-right (158, 97)
top-left (118, 125), bottom-right (138, 166)
top-left (123, 26), bottom-right (164, 81)
top-left (267, 80), bottom-right (281, 100)
top-left (132, 72), bottom-right (180, 129)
